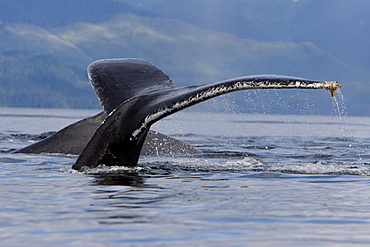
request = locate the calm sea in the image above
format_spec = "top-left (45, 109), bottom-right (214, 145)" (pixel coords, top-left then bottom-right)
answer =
top-left (1, 107), bottom-right (370, 246)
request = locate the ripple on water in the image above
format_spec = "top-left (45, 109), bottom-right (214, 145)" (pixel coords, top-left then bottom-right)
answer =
top-left (55, 154), bottom-right (370, 177)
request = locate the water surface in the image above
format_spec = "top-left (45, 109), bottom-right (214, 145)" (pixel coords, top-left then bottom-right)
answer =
top-left (1, 107), bottom-right (370, 246)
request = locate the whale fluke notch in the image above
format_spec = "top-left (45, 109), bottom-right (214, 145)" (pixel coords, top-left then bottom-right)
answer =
top-left (71, 59), bottom-right (341, 171)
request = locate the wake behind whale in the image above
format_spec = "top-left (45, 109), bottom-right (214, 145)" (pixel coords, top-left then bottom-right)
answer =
top-left (15, 59), bottom-right (341, 171)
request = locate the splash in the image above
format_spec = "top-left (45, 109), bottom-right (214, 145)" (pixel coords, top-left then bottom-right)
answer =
top-left (61, 154), bottom-right (370, 176)
top-left (232, 158), bottom-right (370, 176)
top-left (137, 157), bottom-right (370, 176)
top-left (331, 89), bottom-right (352, 134)
top-left (63, 164), bottom-right (149, 174)
top-left (332, 89), bottom-right (350, 132)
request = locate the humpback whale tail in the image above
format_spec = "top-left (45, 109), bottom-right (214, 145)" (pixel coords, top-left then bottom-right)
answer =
top-left (71, 59), bottom-right (340, 171)
top-left (13, 58), bottom-right (340, 170)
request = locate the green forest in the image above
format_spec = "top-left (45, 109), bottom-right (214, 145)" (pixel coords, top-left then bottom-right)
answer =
top-left (0, 0), bottom-right (369, 115)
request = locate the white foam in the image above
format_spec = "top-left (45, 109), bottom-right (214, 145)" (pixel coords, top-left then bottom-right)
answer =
top-left (61, 156), bottom-right (370, 176)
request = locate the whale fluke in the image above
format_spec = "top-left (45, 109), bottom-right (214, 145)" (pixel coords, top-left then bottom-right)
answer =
top-left (88, 59), bottom-right (174, 115)
top-left (14, 59), bottom-right (199, 160)
top-left (71, 59), bottom-right (341, 171)
top-left (14, 58), bottom-right (340, 170)
top-left (14, 112), bottom-right (105, 155)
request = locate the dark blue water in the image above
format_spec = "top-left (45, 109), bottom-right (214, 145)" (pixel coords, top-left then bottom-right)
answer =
top-left (1, 107), bottom-right (370, 246)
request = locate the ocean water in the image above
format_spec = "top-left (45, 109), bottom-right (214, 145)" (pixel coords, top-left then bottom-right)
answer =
top-left (1, 106), bottom-right (370, 246)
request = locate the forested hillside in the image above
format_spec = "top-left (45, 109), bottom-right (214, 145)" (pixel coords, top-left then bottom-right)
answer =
top-left (0, 0), bottom-right (369, 115)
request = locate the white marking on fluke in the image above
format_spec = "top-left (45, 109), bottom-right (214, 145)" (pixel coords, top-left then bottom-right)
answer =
top-left (131, 79), bottom-right (341, 140)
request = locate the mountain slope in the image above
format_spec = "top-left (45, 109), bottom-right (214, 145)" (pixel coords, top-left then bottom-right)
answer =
top-left (122, 0), bottom-right (370, 72)
top-left (58, 13), bottom-right (360, 84)
top-left (0, 0), bottom-right (154, 27)
top-left (0, 2), bottom-right (368, 115)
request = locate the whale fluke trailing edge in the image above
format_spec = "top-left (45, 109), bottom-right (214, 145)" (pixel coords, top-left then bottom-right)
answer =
top-left (14, 59), bottom-right (341, 171)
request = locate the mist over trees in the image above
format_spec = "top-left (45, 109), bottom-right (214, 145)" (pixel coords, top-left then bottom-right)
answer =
top-left (0, 0), bottom-right (369, 115)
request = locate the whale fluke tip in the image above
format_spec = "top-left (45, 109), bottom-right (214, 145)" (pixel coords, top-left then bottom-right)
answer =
top-left (322, 81), bottom-right (341, 97)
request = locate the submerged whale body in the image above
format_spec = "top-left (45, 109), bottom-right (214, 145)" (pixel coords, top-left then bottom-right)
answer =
top-left (15, 59), bottom-right (341, 171)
